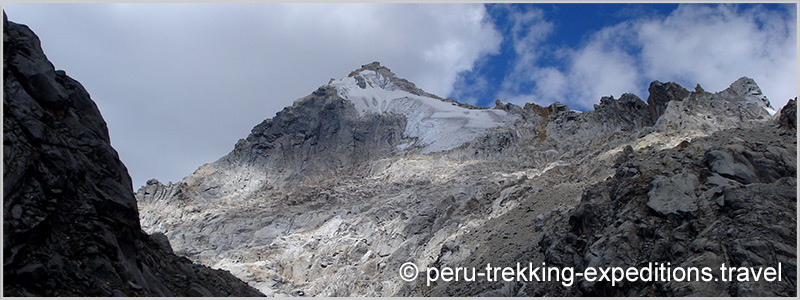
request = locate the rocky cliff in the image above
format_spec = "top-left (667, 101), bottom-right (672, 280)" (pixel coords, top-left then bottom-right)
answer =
top-left (136, 55), bottom-right (795, 295)
top-left (3, 15), bottom-right (263, 296)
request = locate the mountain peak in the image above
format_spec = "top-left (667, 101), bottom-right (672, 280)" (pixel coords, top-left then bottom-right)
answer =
top-left (347, 61), bottom-right (392, 78)
top-left (335, 62), bottom-right (442, 101)
top-left (135, 60), bottom-right (795, 297)
top-left (728, 76), bottom-right (774, 113)
top-left (316, 62), bottom-right (517, 154)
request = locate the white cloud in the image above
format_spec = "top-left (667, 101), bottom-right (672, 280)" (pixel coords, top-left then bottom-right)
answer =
top-left (4, 3), bottom-right (501, 188)
top-left (526, 67), bottom-right (566, 106)
top-left (499, 4), bottom-right (797, 111)
top-left (637, 4), bottom-right (797, 109)
top-left (496, 7), bottom-right (553, 102)
top-left (546, 23), bottom-right (640, 108)
top-left (497, 11), bottom-right (641, 109)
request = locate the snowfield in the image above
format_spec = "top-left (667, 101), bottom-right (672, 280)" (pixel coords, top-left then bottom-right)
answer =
top-left (329, 69), bottom-right (517, 153)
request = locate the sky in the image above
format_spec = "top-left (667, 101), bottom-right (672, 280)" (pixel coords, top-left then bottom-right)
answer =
top-left (3, 3), bottom-right (797, 188)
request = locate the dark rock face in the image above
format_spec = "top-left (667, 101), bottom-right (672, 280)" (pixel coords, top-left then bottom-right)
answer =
top-left (538, 125), bottom-right (796, 296)
top-left (594, 93), bottom-right (654, 129)
top-left (2, 16), bottom-right (263, 296)
top-left (779, 98), bottom-right (796, 130)
top-left (233, 85), bottom-right (408, 183)
top-left (647, 80), bottom-right (690, 121)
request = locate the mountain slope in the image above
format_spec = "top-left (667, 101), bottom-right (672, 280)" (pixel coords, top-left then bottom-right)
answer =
top-left (2, 15), bottom-right (263, 297)
top-left (136, 60), bottom-right (794, 296)
top-left (423, 118), bottom-right (796, 296)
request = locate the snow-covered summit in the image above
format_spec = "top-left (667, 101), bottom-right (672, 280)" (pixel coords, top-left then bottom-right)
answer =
top-left (328, 62), bottom-right (517, 153)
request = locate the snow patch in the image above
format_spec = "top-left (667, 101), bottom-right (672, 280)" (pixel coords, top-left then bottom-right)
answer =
top-left (329, 70), bottom-right (516, 153)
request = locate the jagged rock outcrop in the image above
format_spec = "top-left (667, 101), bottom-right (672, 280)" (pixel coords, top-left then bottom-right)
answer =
top-left (655, 77), bottom-right (774, 136)
top-left (779, 98), bottom-right (796, 129)
top-left (135, 58), bottom-right (793, 296)
top-left (2, 15), bottom-right (263, 296)
top-left (647, 80), bottom-right (690, 121)
top-left (535, 125), bottom-right (796, 296)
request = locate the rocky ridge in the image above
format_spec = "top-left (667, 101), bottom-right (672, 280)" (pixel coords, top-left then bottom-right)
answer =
top-left (3, 16), bottom-right (263, 296)
top-left (424, 115), bottom-right (796, 296)
top-left (137, 57), bottom-right (794, 296)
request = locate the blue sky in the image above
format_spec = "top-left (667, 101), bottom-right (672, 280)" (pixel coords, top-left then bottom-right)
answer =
top-left (453, 3), bottom-right (679, 107)
top-left (4, 3), bottom-right (797, 188)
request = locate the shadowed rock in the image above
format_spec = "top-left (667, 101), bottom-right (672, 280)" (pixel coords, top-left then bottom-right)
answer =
top-left (2, 14), bottom-right (263, 297)
top-left (779, 98), bottom-right (796, 129)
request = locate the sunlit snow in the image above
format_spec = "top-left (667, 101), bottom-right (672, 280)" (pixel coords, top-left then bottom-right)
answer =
top-left (329, 70), bottom-right (517, 153)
